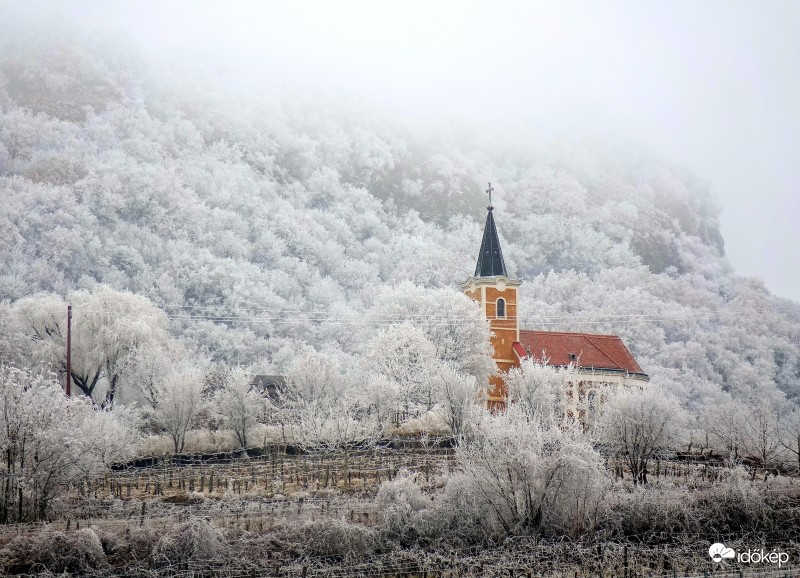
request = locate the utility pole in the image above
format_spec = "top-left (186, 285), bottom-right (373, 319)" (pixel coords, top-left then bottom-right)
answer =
top-left (66, 304), bottom-right (72, 397)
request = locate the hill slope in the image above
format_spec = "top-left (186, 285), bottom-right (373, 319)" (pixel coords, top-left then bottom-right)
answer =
top-left (1, 29), bottom-right (798, 411)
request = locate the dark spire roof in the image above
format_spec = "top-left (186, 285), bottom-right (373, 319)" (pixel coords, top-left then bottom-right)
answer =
top-left (474, 205), bottom-right (508, 278)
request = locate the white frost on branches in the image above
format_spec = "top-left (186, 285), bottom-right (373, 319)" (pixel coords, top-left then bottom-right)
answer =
top-left (154, 367), bottom-right (206, 454)
top-left (505, 356), bottom-right (574, 424)
top-left (596, 384), bottom-right (685, 483)
top-left (0, 365), bottom-right (137, 522)
top-left (213, 366), bottom-right (262, 449)
top-left (448, 409), bottom-right (606, 537)
top-left (14, 285), bottom-right (170, 405)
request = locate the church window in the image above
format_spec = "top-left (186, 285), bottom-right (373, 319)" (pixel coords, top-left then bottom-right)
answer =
top-left (496, 298), bottom-right (506, 318)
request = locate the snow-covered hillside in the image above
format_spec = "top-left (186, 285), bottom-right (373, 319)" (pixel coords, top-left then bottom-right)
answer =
top-left (1, 29), bottom-right (798, 411)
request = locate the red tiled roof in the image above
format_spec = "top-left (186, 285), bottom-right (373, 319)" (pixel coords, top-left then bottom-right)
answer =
top-left (514, 330), bottom-right (645, 374)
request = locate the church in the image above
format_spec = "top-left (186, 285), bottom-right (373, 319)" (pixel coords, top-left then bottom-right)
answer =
top-left (460, 184), bottom-right (649, 418)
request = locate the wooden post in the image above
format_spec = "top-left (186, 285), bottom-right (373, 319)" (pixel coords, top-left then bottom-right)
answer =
top-left (65, 305), bottom-right (72, 396)
top-left (624, 545), bottom-right (628, 578)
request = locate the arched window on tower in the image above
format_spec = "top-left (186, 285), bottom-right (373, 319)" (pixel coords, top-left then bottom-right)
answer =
top-left (496, 298), bottom-right (506, 319)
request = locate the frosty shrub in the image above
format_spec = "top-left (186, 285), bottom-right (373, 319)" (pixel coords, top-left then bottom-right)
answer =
top-left (375, 470), bottom-right (431, 543)
top-left (601, 468), bottom-right (781, 540)
top-left (695, 467), bottom-right (772, 535)
top-left (374, 468), bottom-right (489, 548)
top-left (393, 410), bottom-right (450, 437)
top-left (0, 527), bottom-right (106, 574)
top-left (451, 409), bottom-right (607, 538)
top-left (182, 428), bottom-right (237, 454)
top-left (300, 518), bottom-right (381, 561)
top-left (120, 527), bottom-right (163, 565)
top-left (599, 482), bottom-right (695, 540)
top-left (421, 472), bottom-right (489, 547)
top-left (90, 525), bottom-right (123, 558)
top-left (152, 517), bottom-right (228, 568)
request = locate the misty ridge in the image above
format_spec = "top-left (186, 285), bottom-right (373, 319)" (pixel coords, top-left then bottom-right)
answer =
top-left (0, 23), bottom-right (799, 417)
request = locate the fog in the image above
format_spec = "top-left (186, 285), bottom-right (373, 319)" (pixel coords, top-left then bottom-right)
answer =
top-left (8, 0), bottom-right (800, 301)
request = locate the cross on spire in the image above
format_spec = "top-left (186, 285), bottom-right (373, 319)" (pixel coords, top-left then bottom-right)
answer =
top-left (486, 182), bottom-right (494, 210)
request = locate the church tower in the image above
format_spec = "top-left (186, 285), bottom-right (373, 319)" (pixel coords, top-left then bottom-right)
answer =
top-left (459, 183), bottom-right (521, 410)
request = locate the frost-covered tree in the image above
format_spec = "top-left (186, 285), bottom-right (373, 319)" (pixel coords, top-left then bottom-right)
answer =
top-left (283, 352), bottom-right (374, 450)
top-left (365, 321), bottom-right (486, 435)
top-left (154, 367), bottom-right (206, 454)
top-left (739, 397), bottom-right (783, 464)
top-left (505, 356), bottom-right (575, 424)
top-left (357, 373), bottom-right (400, 436)
top-left (213, 367), bottom-right (262, 449)
top-left (596, 385), bottom-right (685, 484)
top-left (368, 323), bottom-right (441, 412)
top-left (369, 283), bottom-right (495, 384)
top-left (283, 351), bottom-right (347, 410)
top-left (1, 365), bottom-right (76, 522)
top-left (0, 365), bottom-right (135, 522)
top-left (76, 405), bottom-right (140, 473)
top-left (451, 409), bottom-right (606, 537)
top-left (14, 286), bottom-right (170, 405)
top-left (0, 302), bottom-right (30, 368)
top-left (435, 363), bottom-right (482, 438)
top-left (116, 340), bottom-right (188, 410)
top-left (703, 398), bottom-right (746, 459)
top-left (780, 404), bottom-right (800, 469)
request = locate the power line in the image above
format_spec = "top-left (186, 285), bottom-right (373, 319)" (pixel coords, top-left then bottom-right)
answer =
top-left (0, 308), bottom-right (779, 326)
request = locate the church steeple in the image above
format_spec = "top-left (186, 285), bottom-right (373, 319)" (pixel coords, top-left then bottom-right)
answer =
top-left (474, 183), bottom-right (508, 278)
top-left (475, 212), bottom-right (507, 278)
top-left (460, 182), bottom-right (522, 410)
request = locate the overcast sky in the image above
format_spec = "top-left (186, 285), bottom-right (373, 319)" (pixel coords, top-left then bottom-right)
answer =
top-left (12, 1), bottom-right (800, 302)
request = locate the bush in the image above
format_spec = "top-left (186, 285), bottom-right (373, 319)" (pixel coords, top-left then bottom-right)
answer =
top-left (300, 519), bottom-right (381, 561)
top-left (695, 467), bottom-right (772, 535)
top-left (376, 470), bottom-right (428, 511)
top-left (152, 517), bottom-right (227, 568)
top-left (119, 526), bottom-right (162, 565)
top-left (0, 527), bottom-right (107, 574)
top-left (421, 472), bottom-right (491, 547)
top-left (599, 482), bottom-right (695, 540)
top-left (599, 468), bottom-right (778, 540)
top-left (450, 412), bottom-right (607, 539)
top-left (375, 469), bottom-right (430, 541)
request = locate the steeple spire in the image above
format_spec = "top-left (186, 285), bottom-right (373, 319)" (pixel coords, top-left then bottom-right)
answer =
top-left (474, 182), bottom-right (508, 278)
